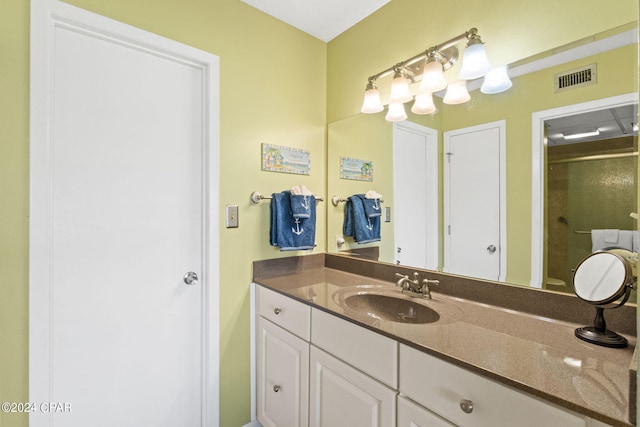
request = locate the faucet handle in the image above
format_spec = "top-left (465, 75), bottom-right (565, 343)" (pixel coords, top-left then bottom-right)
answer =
top-left (395, 272), bottom-right (408, 279)
top-left (423, 279), bottom-right (439, 287)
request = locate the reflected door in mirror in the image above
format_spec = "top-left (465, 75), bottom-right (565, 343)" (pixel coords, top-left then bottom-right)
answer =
top-left (393, 122), bottom-right (439, 269)
top-left (444, 121), bottom-right (506, 281)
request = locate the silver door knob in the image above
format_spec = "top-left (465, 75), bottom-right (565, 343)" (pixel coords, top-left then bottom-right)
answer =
top-left (460, 399), bottom-right (474, 413)
top-left (487, 245), bottom-right (497, 253)
top-left (183, 271), bottom-right (198, 285)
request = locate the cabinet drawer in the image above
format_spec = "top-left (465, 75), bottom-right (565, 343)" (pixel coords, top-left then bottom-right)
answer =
top-left (398, 396), bottom-right (456, 427)
top-left (258, 285), bottom-right (311, 341)
top-left (399, 344), bottom-right (586, 427)
top-left (312, 308), bottom-right (398, 388)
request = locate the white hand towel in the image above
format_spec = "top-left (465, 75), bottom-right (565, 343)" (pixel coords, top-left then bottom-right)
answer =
top-left (365, 190), bottom-right (383, 199)
top-left (603, 229), bottom-right (619, 243)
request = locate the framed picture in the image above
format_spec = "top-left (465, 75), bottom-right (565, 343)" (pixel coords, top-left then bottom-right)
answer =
top-left (262, 143), bottom-right (311, 175)
top-left (340, 157), bottom-right (374, 181)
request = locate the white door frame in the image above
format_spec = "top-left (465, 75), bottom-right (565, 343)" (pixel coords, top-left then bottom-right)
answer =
top-left (29, 1), bottom-right (220, 425)
top-left (444, 120), bottom-right (507, 282)
top-left (392, 121), bottom-right (439, 270)
top-left (530, 93), bottom-right (638, 288)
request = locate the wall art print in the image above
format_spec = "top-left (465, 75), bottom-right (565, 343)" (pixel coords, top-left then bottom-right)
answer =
top-left (340, 157), bottom-right (374, 181)
top-left (262, 143), bottom-right (311, 175)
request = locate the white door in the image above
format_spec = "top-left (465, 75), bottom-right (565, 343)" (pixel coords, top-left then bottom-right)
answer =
top-left (393, 122), bottom-right (439, 269)
top-left (444, 120), bottom-right (506, 281)
top-left (309, 346), bottom-right (396, 427)
top-left (30, 1), bottom-right (219, 426)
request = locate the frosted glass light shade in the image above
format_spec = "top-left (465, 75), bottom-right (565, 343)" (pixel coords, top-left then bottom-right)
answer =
top-left (419, 61), bottom-right (447, 93)
top-left (459, 43), bottom-right (491, 80)
top-left (443, 80), bottom-right (471, 105)
top-left (481, 66), bottom-right (513, 94)
top-left (385, 103), bottom-right (408, 122)
top-left (388, 75), bottom-right (413, 104)
top-left (411, 92), bottom-right (436, 115)
top-left (361, 87), bottom-right (384, 113)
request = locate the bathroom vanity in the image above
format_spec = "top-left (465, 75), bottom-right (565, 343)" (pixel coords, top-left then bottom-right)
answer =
top-left (252, 254), bottom-right (637, 427)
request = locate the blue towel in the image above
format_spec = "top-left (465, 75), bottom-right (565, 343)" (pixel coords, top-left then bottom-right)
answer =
top-left (343, 195), bottom-right (380, 244)
top-left (290, 194), bottom-right (314, 219)
top-left (357, 194), bottom-right (382, 218)
top-left (270, 192), bottom-right (316, 251)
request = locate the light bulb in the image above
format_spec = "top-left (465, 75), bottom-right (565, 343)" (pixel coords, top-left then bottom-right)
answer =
top-left (459, 43), bottom-right (491, 80)
top-left (385, 103), bottom-right (408, 122)
top-left (443, 80), bottom-right (471, 105)
top-left (411, 92), bottom-right (436, 115)
top-left (419, 60), bottom-right (447, 93)
top-left (388, 70), bottom-right (413, 104)
top-left (481, 66), bottom-right (512, 94)
top-left (361, 86), bottom-right (384, 113)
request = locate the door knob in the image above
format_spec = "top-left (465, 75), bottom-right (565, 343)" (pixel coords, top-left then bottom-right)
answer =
top-left (183, 271), bottom-right (198, 285)
top-left (487, 245), bottom-right (497, 253)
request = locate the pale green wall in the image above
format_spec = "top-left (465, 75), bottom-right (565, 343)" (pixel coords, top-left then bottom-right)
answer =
top-left (0, 0), bottom-right (325, 426)
top-left (2, 1), bottom-right (639, 426)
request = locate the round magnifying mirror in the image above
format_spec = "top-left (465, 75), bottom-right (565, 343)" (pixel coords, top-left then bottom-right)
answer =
top-left (572, 251), bottom-right (634, 348)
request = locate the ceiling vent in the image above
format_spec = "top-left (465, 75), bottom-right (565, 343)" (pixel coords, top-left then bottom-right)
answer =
top-left (554, 63), bottom-right (597, 93)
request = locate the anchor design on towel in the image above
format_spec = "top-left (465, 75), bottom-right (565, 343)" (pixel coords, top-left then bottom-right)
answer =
top-left (373, 198), bottom-right (380, 210)
top-left (300, 196), bottom-right (310, 211)
top-left (292, 218), bottom-right (304, 235)
top-left (366, 218), bottom-right (374, 231)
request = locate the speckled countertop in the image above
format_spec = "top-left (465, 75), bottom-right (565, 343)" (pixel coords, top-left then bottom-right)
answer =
top-left (253, 254), bottom-right (638, 426)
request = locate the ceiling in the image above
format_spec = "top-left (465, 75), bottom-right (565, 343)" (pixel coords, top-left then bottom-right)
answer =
top-left (546, 104), bottom-right (638, 146)
top-left (240, 0), bottom-right (390, 42)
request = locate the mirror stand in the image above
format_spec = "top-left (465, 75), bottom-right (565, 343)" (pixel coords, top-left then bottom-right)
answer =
top-left (575, 306), bottom-right (627, 348)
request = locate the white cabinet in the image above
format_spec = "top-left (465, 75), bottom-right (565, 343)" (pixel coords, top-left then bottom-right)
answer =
top-left (397, 396), bottom-right (456, 427)
top-left (257, 287), bottom-right (311, 427)
top-left (309, 346), bottom-right (396, 427)
top-left (399, 344), bottom-right (588, 427)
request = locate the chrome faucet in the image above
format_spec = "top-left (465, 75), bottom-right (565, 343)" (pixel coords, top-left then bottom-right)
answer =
top-left (395, 272), bottom-right (439, 299)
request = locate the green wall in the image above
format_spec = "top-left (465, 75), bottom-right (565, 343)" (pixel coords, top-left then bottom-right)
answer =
top-left (1, 0), bottom-right (638, 426)
top-left (1, 0), bottom-right (325, 426)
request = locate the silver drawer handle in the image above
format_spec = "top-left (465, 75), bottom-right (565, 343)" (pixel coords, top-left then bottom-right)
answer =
top-left (183, 271), bottom-right (198, 285)
top-left (460, 399), bottom-right (474, 413)
top-left (273, 307), bottom-right (282, 315)
top-left (487, 245), bottom-right (497, 253)
top-left (273, 385), bottom-right (281, 392)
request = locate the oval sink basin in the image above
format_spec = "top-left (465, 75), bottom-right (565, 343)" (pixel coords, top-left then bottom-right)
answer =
top-left (343, 293), bottom-right (440, 324)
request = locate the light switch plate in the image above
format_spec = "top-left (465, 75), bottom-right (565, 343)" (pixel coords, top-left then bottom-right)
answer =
top-left (226, 205), bottom-right (239, 228)
top-left (385, 206), bottom-right (391, 222)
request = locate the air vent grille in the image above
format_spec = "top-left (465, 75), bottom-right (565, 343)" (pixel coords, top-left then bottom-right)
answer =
top-left (554, 64), bottom-right (597, 93)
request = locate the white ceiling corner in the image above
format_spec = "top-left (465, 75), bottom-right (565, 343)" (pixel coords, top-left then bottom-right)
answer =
top-left (240, 0), bottom-right (390, 42)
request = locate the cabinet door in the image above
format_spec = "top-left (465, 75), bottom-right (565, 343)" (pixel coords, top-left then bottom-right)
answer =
top-left (257, 317), bottom-right (309, 427)
top-left (309, 346), bottom-right (396, 427)
top-left (397, 396), bottom-right (456, 427)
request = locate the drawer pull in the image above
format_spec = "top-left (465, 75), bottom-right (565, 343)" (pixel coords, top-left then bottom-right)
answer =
top-left (460, 399), bottom-right (474, 414)
top-left (273, 307), bottom-right (282, 315)
top-left (273, 385), bottom-right (281, 392)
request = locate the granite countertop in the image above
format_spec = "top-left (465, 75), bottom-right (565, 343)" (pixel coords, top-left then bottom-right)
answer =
top-left (253, 254), bottom-right (637, 427)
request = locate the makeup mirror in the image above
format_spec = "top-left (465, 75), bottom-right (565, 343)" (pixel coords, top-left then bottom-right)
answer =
top-left (572, 250), bottom-right (635, 347)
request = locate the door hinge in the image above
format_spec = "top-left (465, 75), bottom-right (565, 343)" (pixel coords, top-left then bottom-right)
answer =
top-left (445, 152), bottom-right (453, 163)
top-left (448, 225), bottom-right (451, 235)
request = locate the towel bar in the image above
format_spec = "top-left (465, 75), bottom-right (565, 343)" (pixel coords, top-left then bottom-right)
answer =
top-left (331, 195), bottom-right (385, 207)
top-left (251, 191), bottom-right (324, 204)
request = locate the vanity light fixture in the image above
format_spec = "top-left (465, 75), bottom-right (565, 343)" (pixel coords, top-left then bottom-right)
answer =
top-left (360, 27), bottom-right (513, 121)
top-left (563, 129), bottom-right (600, 140)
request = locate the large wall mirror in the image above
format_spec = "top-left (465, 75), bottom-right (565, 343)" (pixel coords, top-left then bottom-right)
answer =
top-left (326, 22), bottom-right (639, 299)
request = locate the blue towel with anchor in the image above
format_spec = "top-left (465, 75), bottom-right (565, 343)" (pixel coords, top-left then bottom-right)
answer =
top-left (357, 194), bottom-right (382, 218)
top-left (270, 191), bottom-right (316, 251)
top-left (290, 194), bottom-right (313, 219)
top-left (343, 194), bottom-right (380, 244)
